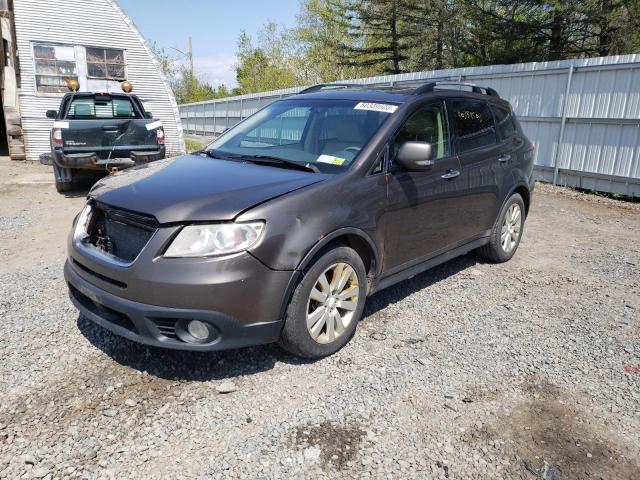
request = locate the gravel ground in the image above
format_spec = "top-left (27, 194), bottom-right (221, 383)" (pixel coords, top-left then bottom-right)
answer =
top-left (0, 158), bottom-right (639, 479)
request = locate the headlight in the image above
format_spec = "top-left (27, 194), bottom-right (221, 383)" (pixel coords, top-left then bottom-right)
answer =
top-left (164, 222), bottom-right (265, 257)
top-left (73, 203), bottom-right (92, 242)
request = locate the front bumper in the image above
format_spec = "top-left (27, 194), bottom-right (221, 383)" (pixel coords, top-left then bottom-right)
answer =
top-left (65, 261), bottom-right (283, 351)
top-left (64, 261), bottom-right (282, 351)
top-left (65, 226), bottom-right (294, 351)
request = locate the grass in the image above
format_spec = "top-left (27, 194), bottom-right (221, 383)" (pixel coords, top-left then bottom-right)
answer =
top-left (185, 138), bottom-right (204, 152)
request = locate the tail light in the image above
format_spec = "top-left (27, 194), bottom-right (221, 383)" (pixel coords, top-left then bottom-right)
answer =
top-left (156, 126), bottom-right (165, 145)
top-left (52, 128), bottom-right (63, 148)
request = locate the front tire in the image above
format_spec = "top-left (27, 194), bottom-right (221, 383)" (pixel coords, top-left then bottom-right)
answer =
top-left (476, 193), bottom-right (525, 263)
top-left (278, 246), bottom-right (367, 359)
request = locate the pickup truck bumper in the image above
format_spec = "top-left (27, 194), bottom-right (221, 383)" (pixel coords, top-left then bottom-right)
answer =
top-left (53, 147), bottom-right (166, 170)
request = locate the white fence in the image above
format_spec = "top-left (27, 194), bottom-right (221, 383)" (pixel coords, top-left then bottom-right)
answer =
top-left (179, 55), bottom-right (640, 196)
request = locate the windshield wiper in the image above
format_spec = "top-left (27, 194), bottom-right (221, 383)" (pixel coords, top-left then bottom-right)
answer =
top-left (199, 149), bottom-right (233, 161)
top-left (228, 154), bottom-right (319, 173)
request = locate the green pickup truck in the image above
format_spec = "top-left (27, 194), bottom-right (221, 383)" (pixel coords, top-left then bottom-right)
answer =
top-left (47, 92), bottom-right (166, 193)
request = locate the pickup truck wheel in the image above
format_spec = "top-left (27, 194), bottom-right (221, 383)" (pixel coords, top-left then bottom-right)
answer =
top-left (475, 193), bottom-right (525, 263)
top-left (53, 164), bottom-right (80, 193)
top-left (278, 246), bottom-right (367, 359)
top-left (55, 180), bottom-right (74, 193)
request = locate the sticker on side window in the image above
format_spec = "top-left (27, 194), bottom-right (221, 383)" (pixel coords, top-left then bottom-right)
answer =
top-left (354, 102), bottom-right (398, 114)
top-left (317, 154), bottom-right (346, 166)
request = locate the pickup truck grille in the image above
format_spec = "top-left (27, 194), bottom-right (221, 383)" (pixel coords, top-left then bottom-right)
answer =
top-left (87, 203), bottom-right (157, 263)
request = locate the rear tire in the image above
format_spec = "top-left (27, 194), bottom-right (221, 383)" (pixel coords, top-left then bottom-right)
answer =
top-left (55, 179), bottom-right (74, 193)
top-left (278, 246), bottom-right (367, 359)
top-left (476, 193), bottom-right (525, 263)
top-left (53, 162), bottom-right (78, 194)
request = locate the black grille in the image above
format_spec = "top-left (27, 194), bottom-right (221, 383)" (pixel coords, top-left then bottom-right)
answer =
top-left (150, 318), bottom-right (178, 339)
top-left (87, 203), bottom-right (157, 263)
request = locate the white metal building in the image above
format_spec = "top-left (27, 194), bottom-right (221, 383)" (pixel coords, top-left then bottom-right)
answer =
top-left (0, 0), bottom-right (184, 162)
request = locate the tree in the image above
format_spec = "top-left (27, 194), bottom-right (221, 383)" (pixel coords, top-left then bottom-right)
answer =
top-left (333, 0), bottom-right (427, 74)
top-left (233, 0), bottom-right (640, 95)
top-left (295, 0), bottom-right (372, 81)
top-left (235, 23), bottom-right (302, 93)
top-left (149, 41), bottom-right (231, 103)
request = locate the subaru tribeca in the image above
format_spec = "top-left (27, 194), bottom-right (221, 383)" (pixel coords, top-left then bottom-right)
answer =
top-left (65, 81), bottom-right (535, 358)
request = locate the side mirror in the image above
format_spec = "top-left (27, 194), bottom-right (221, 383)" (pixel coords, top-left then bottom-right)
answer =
top-left (145, 112), bottom-right (153, 118)
top-left (396, 141), bottom-right (435, 171)
top-left (46, 110), bottom-right (58, 119)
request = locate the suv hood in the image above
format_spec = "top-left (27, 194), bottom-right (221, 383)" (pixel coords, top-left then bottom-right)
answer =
top-left (89, 153), bottom-right (327, 223)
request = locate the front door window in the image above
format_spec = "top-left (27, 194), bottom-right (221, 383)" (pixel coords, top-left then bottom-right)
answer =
top-left (394, 101), bottom-right (450, 160)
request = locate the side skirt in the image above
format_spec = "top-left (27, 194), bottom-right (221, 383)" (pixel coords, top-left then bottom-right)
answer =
top-left (370, 237), bottom-right (489, 294)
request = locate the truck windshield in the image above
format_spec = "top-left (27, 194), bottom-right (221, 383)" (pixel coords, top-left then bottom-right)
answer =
top-left (67, 96), bottom-right (140, 119)
top-left (206, 99), bottom-right (396, 173)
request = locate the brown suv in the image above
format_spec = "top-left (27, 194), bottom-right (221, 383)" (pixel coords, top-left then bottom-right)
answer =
top-left (65, 81), bottom-right (535, 358)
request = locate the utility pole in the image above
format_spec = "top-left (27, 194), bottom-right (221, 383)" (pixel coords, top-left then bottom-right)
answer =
top-left (188, 36), bottom-right (194, 76)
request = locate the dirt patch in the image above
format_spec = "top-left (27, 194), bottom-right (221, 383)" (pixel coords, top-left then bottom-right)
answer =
top-left (464, 377), bottom-right (640, 479)
top-left (295, 420), bottom-right (366, 469)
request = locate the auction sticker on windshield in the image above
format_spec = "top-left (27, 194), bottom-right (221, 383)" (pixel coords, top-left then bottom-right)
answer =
top-left (354, 102), bottom-right (398, 114)
top-left (317, 154), bottom-right (346, 166)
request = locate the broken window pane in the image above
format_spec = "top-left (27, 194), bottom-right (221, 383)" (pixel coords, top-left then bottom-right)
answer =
top-left (105, 49), bottom-right (124, 63)
top-left (86, 47), bottom-right (125, 79)
top-left (88, 62), bottom-right (106, 78)
top-left (34, 45), bottom-right (55, 59)
top-left (107, 63), bottom-right (125, 79)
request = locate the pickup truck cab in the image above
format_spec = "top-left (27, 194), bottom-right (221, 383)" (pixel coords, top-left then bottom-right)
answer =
top-left (47, 91), bottom-right (165, 192)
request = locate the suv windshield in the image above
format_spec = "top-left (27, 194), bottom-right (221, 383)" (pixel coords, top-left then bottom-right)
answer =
top-left (206, 99), bottom-right (395, 173)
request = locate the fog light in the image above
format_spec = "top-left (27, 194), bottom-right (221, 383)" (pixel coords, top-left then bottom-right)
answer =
top-left (187, 320), bottom-right (209, 340)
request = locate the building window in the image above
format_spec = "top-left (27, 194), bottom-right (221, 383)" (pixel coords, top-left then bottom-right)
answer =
top-left (33, 43), bottom-right (78, 93)
top-left (86, 47), bottom-right (125, 80)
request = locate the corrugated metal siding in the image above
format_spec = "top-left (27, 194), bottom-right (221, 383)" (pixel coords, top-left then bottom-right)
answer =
top-left (180, 54), bottom-right (640, 196)
top-left (13, 0), bottom-right (184, 161)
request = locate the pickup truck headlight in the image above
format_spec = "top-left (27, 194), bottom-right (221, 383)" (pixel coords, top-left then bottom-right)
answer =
top-left (164, 222), bottom-right (265, 257)
top-left (73, 203), bottom-right (93, 242)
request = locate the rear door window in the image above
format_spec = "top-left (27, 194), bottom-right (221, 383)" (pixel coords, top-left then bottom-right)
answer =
top-left (67, 96), bottom-right (139, 119)
top-left (450, 100), bottom-right (497, 153)
top-left (491, 104), bottom-right (517, 140)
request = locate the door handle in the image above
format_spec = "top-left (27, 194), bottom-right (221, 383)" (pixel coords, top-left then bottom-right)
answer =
top-left (441, 169), bottom-right (460, 180)
top-left (498, 154), bottom-right (511, 163)
top-left (103, 125), bottom-right (119, 131)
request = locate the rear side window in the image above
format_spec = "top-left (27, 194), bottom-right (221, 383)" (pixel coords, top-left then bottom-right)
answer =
top-left (491, 104), bottom-right (517, 139)
top-left (67, 96), bottom-right (139, 119)
top-left (450, 100), bottom-right (497, 153)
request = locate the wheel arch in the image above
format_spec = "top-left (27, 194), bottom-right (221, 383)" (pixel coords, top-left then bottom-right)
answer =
top-left (509, 183), bottom-right (531, 216)
top-left (297, 227), bottom-right (380, 276)
top-left (276, 227), bottom-right (380, 322)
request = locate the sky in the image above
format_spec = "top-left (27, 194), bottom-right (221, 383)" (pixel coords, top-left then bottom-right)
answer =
top-left (118, 0), bottom-right (300, 87)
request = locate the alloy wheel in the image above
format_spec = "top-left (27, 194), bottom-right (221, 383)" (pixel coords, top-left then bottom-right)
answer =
top-left (306, 262), bottom-right (359, 344)
top-left (501, 203), bottom-right (522, 253)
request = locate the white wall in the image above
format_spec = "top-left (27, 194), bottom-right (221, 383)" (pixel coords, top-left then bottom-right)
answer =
top-left (13, 0), bottom-right (184, 161)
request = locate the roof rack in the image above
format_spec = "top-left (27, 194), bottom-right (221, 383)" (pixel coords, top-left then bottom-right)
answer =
top-left (412, 81), bottom-right (499, 97)
top-left (298, 83), bottom-right (363, 94)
